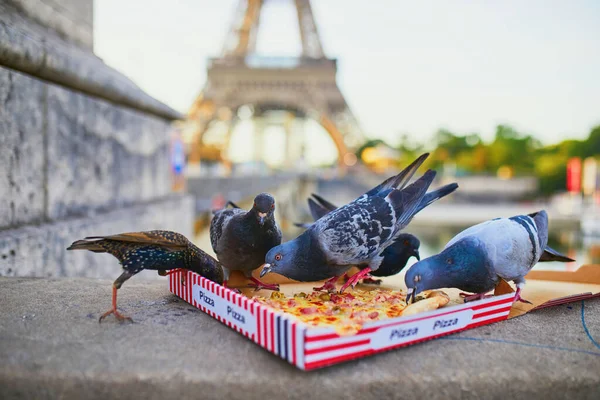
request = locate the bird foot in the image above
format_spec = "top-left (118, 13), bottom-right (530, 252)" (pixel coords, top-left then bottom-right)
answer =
top-left (361, 277), bottom-right (382, 285)
top-left (99, 308), bottom-right (133, 323)
top-left (340, 268), bottom-right (372, 293)
top-left (314, 275), bottom-right (340, 292)
top-left (514, 287), bottom-right (533, 304)
top-left (460, 292), bottom-right (493, 303)
top-left (248, 277), bottom-right (280, 292)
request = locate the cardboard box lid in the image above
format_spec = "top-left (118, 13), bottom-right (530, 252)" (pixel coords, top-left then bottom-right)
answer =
top-left (505, 264), bottom-right (600, 318)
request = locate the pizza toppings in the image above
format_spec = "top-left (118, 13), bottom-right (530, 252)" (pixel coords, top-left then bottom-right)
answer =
top-left (253, 288), bottom-right (450, 335)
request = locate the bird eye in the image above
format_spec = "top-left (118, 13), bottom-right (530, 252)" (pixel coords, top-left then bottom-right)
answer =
top-left (271, 204), bottom-right (274, 209)
top-left (275, 254), bottom-right (282, 261)
top-left (254, 202), bottom-right (257, 208)
top-left (403, 240), bottom-right (409, 246)
top-left (446, 258), bottom-right (453, 265)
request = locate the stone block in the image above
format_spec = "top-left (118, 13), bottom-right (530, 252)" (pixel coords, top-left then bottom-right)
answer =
top-left (0, 195), bottom-right (194, 278)
top-left (46, 84), bottom-right (172, 220)
top-left (7, 0), bottom-right (93, 49)
top-left (0, 1), bottom-right (182, 121)
top-left (0, 67), bottom-right (45, 229)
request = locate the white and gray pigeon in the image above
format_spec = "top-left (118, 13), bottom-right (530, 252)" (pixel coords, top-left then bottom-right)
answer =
top-left (404, 210), bottom-right (574, 304)
top-left (261, 153), bottom-right (456, 293)
top-left (210, 193), bottom-right (282, 291)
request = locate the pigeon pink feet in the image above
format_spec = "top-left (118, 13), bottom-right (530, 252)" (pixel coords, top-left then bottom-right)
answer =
top-left (314, 275), bottom-right (340, 292)
top-left (513, 287), bottom-right (533, 304)
top-left (248, 277), bottom-right (280, 292)
top-left (460, 292), bottom-right (493, 302)
top-left (340, 268), bottom-right (372, 293)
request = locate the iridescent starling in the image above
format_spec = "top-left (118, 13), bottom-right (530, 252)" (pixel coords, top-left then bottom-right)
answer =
top-left (67, 230), bottom-right (224, 322)
top-left (210, 193), bottom-right (281, 291)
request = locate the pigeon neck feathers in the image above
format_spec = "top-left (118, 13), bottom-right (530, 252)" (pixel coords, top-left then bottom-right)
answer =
top-left (406, 237), bottom-right (498, 294)
top-left (266, 230), bottom-right (335, 282)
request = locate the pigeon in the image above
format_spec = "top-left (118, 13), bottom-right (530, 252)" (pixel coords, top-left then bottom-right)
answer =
top-left (295, 193), bottom-right (422, 284)
top-left (261, 153), bottom-right (457, 292)
top-left (210, 193), bottom-right (282, 291)
top-left (67, 230), bottom-right (224, 322)
top-left (404, 210), bottom-right (575, 304)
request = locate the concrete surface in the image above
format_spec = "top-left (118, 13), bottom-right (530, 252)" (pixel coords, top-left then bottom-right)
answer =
top-left (1, 277), bottom-right (599, 400)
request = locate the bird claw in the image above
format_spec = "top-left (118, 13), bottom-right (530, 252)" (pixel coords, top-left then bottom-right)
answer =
top-left (99, 308), bottom-right (133, 323)
top-left (314, 275), bottom-right (340, 292)
top-left (248, 277), bottom-right (280, 292)
top-left (339, 268), bottom-right (372, 293)
top-left (514, 287), bottom-right (533, 304)
top-left (460, 292), bottom-right (493, 303)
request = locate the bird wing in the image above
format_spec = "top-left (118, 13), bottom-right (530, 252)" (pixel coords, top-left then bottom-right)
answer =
top-left (308, 198), bottom-right (330, 221)
top-left (311, 193), bottom-right (338, 213)
top-left (529, 210), bottom-right (549, 252)
top-left (209, 208), bottom-right (242, 253)
top-left (364, 152), bottom-right (429, 196)
top-left (447, 217), bottom-right (542, 282)
top-left (315, 195), bottom-right (395, 265)
top-left (84, 231), bottom-right (188, 252)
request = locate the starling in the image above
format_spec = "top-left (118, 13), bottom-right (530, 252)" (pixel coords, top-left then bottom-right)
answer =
top-left (67, 230), bottom-right (224, 322)
top-left (210, 193), bottom-right (282, 291)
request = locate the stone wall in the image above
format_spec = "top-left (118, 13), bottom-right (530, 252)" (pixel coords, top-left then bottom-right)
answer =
top-left (0, 0), bottom-right (193, 279)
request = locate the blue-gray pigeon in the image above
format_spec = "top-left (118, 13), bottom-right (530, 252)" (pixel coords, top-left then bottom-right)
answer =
top-left (210, 193), bottom-right (282, 291)
top-left (404, 210), bottom-right (574, 304)
top-left (295, 193), bottom-right (423, 285)
top-left (261, 153), bottom-right (457, 292)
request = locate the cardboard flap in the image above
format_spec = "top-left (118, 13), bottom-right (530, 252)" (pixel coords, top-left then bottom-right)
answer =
top-left (508, 264), bottom-right (600, 318)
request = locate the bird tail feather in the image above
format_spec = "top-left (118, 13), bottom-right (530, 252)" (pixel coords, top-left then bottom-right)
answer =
top-left (365, 153), bottom-right (429, 196)
top-left (310, 193), bottom-right (338, 213)
top-left (414, 183), bottom-right (459, 214)
top-left (307, 198), bottom-right (330, 221)
top-left (539, 246), bottom-right (575, 262)
top-left (293, 222), bottom-right (313, 229)
top-left (387, 169), bottom-right (437, 228)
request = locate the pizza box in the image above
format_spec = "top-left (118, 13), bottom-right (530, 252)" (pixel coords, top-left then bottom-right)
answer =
top-left (168, 264), bottom-right (600, 370)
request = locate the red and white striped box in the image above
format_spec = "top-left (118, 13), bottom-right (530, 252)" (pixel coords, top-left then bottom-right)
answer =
top-left (169, 270), bottom-right (516, 370)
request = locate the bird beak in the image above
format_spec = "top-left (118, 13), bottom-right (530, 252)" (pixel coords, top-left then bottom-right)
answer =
top-left (413, 250), bottom-right (421, 261)
top-left (406, 287), bottom-right (416, 304)
top-left (259, 263), bottom-right (271, 278)
top-left (258, 212), bottom-right (266, 226)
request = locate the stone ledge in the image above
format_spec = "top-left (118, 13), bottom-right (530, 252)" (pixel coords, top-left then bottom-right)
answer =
top-left (0, 277), bottom-right (599, 400)
top-left (0, 1), bottom-right (182, 121)
top-left (7, 0), bottom-right (93, 49)
top-left (0, 194), bottom-right (194, 278)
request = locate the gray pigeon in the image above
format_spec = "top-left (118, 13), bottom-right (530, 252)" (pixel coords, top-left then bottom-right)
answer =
top-left (404, 210), bottom-right (574, 304)
top-left (261, 153), bottom-right (455, 292)
top-left (210, 193), bottom-right (282, 291)
top-left (296, 193), bottom-right (423, 285)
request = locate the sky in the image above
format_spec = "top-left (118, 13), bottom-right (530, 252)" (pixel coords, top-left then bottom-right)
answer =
top-left (94, 0), bottom-right (600, 149)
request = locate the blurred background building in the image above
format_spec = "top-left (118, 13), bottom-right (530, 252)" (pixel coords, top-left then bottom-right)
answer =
top-left (1, 0), bottom-right (599, 279)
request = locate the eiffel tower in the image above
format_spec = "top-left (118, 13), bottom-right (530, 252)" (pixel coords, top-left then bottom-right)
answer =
top-left (184, 0), bottom-right (364, 170)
